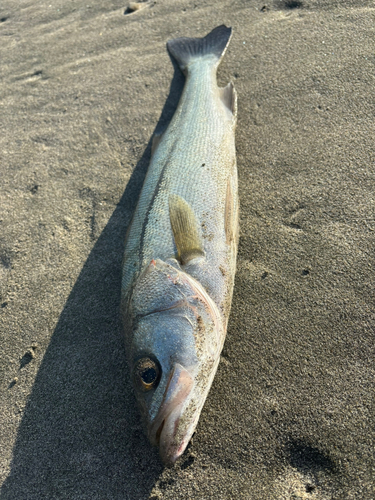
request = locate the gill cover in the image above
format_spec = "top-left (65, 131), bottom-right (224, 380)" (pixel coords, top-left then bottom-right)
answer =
top-left (130, 258), bottom-right (222, 341)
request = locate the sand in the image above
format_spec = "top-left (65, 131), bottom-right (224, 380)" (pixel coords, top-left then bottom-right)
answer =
top-left (0, 0), bottom-right (374, 498)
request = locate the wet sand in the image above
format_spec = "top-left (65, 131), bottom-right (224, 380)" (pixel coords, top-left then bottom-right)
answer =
top-left (0, 1), bottom-right (374, 498)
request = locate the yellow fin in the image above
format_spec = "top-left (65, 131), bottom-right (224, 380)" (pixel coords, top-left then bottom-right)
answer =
top-left (169, 194), bottom-right (204, 264)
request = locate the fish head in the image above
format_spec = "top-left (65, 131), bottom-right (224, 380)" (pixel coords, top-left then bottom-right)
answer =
top-left (128, 258), bottom-right (224, 465)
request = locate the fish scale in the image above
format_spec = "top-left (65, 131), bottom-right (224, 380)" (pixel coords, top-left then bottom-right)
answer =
top-left (121, 25), bottom-right (238, 465)
top-left (122, 64), bottom-right (235, 305)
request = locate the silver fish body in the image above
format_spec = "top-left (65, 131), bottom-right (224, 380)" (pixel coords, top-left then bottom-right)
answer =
top-left (121, 25), bottom-right (238, 465)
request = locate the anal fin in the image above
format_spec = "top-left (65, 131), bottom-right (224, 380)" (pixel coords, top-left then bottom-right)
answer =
top-left (219, 82), bottom-right (237, 118)
top-left (169, 194), bottom-right (205, 265)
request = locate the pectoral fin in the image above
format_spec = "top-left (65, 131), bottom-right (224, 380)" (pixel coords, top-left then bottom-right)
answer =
top-left (169, 194), bottom-right (205, 265)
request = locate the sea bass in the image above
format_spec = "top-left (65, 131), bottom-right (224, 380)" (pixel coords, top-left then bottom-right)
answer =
top-left (121, 25), bottom-right (238, 465)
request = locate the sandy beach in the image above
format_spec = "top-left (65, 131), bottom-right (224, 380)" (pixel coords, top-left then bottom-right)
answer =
top-left (0, 0), bottom-right (374, 498)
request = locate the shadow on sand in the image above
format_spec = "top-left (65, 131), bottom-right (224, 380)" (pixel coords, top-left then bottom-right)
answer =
top-left (1, 60), bottom-right (184, 500)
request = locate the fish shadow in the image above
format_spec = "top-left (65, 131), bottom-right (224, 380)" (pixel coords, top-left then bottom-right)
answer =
top-left (0, 59), bottom-right (184, 500)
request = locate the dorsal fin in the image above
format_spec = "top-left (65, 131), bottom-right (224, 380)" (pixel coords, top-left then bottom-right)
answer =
top-left (169, 194), bottom-right (205, 265)
top-left (224, 177), bottom-right (234, 244)
top-left (219, 82), bottom-right (237, 118)
top-left (151, 131), bottom-right (164, 156)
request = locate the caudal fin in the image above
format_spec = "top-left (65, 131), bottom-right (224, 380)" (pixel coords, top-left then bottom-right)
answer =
top-left (167, 25), bottom-right (232, 73)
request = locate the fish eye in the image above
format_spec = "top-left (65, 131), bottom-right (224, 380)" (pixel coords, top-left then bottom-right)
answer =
top-left (134, 357), bottom-right (161, 391)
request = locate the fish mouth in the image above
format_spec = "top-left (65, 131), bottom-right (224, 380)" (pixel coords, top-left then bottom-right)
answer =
top-left (149, 363), bottom-right (195, 465)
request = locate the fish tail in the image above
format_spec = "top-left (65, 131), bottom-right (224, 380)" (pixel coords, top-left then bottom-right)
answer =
top-left (167, 25), bottom-right (232, 74)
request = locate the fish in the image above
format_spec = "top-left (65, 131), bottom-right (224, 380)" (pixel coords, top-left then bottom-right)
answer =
top-left (121, 25), bottom-right (238, 465)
